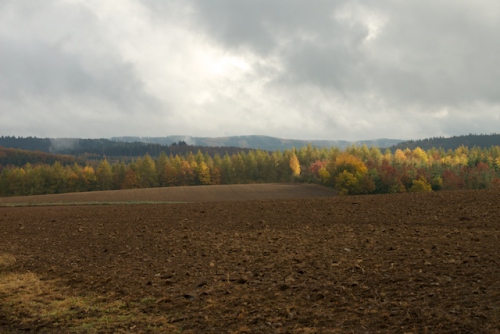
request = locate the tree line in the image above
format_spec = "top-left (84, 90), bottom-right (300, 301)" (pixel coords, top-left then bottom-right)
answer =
top-left (0, 136), bottom-right (255, 160)
top-left (1, 145), bottom-right (499, 197)
top-left (0, 147), bottom-right (83, 168)
top-left (390, 133), bottom-right (500, 152)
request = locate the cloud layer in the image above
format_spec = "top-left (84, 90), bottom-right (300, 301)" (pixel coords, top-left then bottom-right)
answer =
top-left (1, 0), bottom-right (499, 140)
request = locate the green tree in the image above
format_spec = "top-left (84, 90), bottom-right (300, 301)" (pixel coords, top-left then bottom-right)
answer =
top-left (96, 159), bottom-right (113, 190)
top-left (335, 170), bottom-right (358, 195)
top-left (138, 154), bottom-right (158, 188)
top-left (231, 153), bottom-right (246, 183)
top-left (156, 152), bottom-right (169, 186)
top-left (48, 162), bottom-right (67, 194)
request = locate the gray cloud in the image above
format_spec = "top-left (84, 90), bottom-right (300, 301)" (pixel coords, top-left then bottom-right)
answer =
top-left (189, 0), bottom-right (500, 107)
top-left (0, 38), bottom-right (146, 106)
top-left (1, 0), bottom-right (499, 140)
top-left (0, 0), bottom-right (166, 137)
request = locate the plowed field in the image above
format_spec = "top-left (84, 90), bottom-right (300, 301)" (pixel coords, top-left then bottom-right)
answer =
top-left (1, 186), bottom-right (499, 333)
top-left (0, 183), bottom-right (337, 204)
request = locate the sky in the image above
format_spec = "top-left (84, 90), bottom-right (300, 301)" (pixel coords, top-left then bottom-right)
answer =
top-left (1, 0), bottom-right (500, 141)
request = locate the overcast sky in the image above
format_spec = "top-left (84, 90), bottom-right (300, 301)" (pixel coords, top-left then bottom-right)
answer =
top-left (1, 0), bottom-right (499, 141)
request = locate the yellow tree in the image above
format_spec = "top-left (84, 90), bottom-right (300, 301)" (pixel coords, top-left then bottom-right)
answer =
top-left (327, 153), bottom-right (369, 194)
top-left (195, 161), bottom-right (211, 185)
top-left (318, 166), bottom-right (331, 185)
top-left (412, 147), bottom-right (429, 166)
top-left (409, 176), bottom-right (432, 192)
top-left (82, 166), bottom-right (97, 190)
top-left (393, 149), bottom-right (407, 165)
top-left (289, 153), bottom-right (301, 177)
top-left (335, 170), bottom-right (358, 195)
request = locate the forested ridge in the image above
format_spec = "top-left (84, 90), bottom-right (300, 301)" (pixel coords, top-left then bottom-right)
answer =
top-left (1, 144), bottom-right (499, 197)
top-left (0, 136), bottom-right (254, 160)
top-left (2, 134), bottom-right (500, 159)
top-left (110, 135), bottom-right (403, 151)
top-left (390, 133), bottom-right (500, 151)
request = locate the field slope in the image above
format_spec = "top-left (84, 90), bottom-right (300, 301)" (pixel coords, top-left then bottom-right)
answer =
top-left (0, 183), bottom-right (337, 205)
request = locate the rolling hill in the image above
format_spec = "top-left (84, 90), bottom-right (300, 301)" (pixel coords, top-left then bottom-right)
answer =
top-left (111, 135), bottom-right (404, 151)
top-left (389, 133), bottom-right (500, 151)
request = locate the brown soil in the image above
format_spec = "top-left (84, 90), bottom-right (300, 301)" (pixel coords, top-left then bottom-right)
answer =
top-left (1, 187), bottom-right (499, 333)
top-left (0, 183), bottom-right (337, 204)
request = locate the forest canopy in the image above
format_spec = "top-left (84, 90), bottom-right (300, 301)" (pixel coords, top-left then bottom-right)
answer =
top-left (1, 144), bottom-right (499, 197)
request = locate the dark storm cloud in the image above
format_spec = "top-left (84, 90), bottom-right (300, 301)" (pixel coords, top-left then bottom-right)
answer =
top-left (188, 1), bottom-right (342, 54)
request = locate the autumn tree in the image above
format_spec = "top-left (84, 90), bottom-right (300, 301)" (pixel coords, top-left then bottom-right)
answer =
top-left (96, 159), bottom-right (113, 190)
top-left (47, 162), bottom-right (67, 194)
top-left (112, 162), bottom-right (127, 189)
top-left (66, 164), bottom-right (84, 193)
top-left (289, 153), bottom-right (301, 177)
top-left (409, 176), bottom-right (432, 192)
top-left (162, 162), bottom-right (179, 186)
top-left (156, 152), bottom-right (169, 186)
top-left (82, 166), bottom-right (97, 190)
top-left (195, 161), bottom-right (211, 185)
top-left (375, 160), bottom-right (406, 193)
top-left (323, 153), bottom-right (370, 194)
top-left (122, 168), bottom-right (139, 189)
top-left (138, 154), bottom-right (158, 188)
top-left (178, 161), bottom-right (195, 186)
top-left (218, 154), bottom-right (233, 184)
top-left (231, 153), bottom-right (246, 183)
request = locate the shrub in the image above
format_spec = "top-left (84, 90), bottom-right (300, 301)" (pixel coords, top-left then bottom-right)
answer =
top-left (409, 176), bottom-right (432, 192)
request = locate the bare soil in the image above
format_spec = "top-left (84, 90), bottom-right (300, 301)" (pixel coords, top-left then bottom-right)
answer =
top-left (0, 183), bottom-right (336, 204)
top-left (1, 187), bottom-right (499, 333)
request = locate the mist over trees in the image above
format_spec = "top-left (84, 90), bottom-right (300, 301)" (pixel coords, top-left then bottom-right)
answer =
top-left (1, 144), bottom-right (499, 197)
top-left (0, 136), bottom-right (254, 160)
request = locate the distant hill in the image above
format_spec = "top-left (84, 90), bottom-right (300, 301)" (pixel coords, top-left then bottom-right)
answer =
top-left (389, 134), bottom-right (500, 151)
top-left (111, 135), bottom-right (404, 151)
top-left (0, 136), bottom-right (255, 161)
top-left (0, 136), bottom-right (405, 158)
